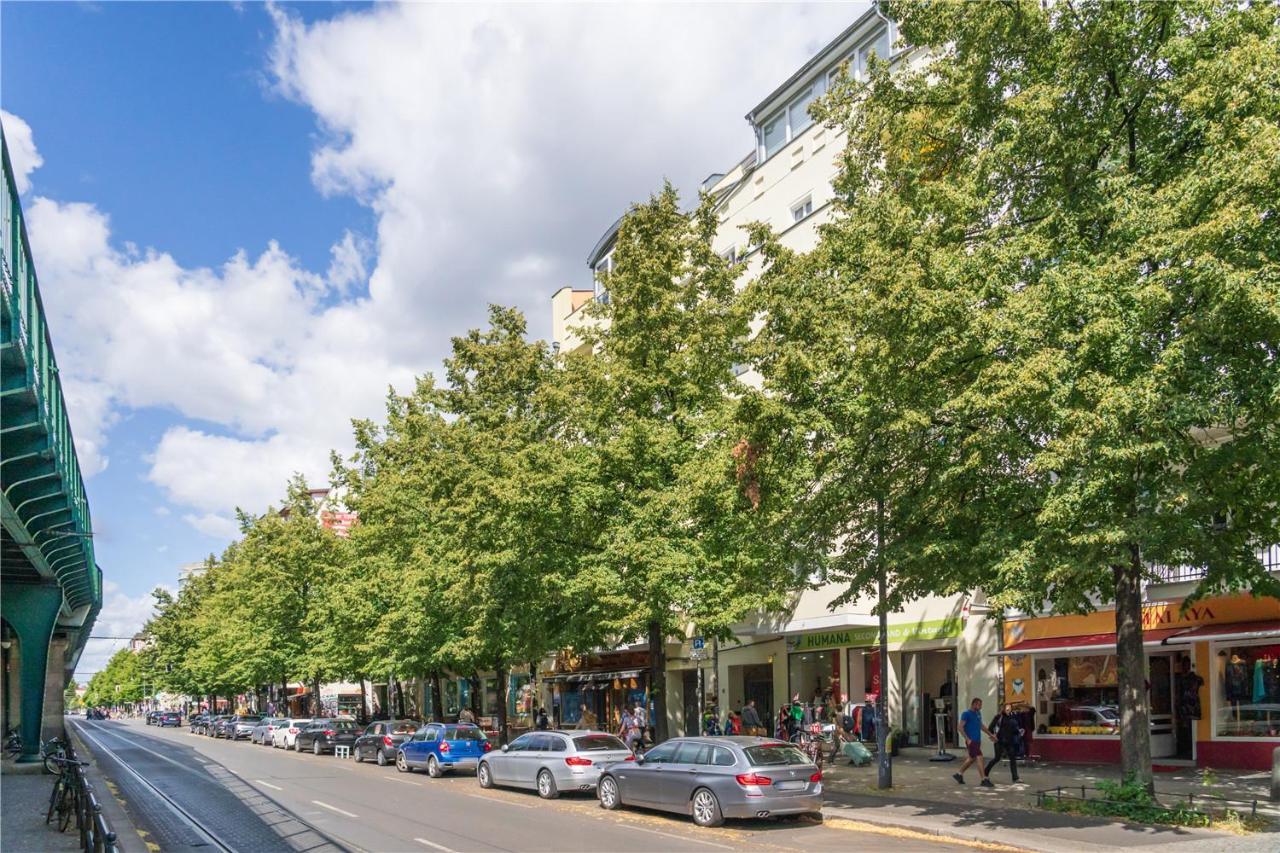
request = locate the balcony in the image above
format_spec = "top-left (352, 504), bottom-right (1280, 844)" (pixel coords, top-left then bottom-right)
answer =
top-left (1147, 544), bottom-right (1279, 586)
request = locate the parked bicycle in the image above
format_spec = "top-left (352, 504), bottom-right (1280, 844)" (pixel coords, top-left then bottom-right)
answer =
top-left (46, 754), bottom-right (90, 832)
top-left (4, 729), bottom-right (67, 772)
top-left (4, 726), bottom-right (21, 759)
top-left (790, 722), bottom-right (833, 770)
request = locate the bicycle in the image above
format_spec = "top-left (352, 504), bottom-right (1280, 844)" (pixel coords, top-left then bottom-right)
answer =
top-left (790, 723), bottom-right (832, 770)
top-left (45, 754), bottom-right (88, 833)
top-left (4, 726), bottom-right (21, 759)
top-left (41, 736), bottom-right (68, 774)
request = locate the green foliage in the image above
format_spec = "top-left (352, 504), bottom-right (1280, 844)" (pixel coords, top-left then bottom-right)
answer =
top-left (83, 648), bottom-right (144, 707)
top-left (1039, 776), bottom-right (1264, 832)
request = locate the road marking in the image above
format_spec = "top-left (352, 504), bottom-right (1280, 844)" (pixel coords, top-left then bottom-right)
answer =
top-left (461, 791), bottom-right (535, 809)
top-left (623, 824), bottom-right (734, 849)
top-left (312, 800), bottom-right (358, 818)
top-left (254, 780), bottom-right (283, 791)
top-left (414, 839), bottom-right (456, 853)
top-left (386, 776), bottom-right (422, 786)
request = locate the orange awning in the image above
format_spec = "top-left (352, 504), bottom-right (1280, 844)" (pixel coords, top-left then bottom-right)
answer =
top-left (994, 627), bottom-right (1187, 656)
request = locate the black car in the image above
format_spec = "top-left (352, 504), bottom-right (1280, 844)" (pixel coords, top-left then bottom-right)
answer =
top-left (295, 719), bottom-right (359, 755)
top-left (189, 714), bottom-right (208, 734)
top-left (353, 719), bottom-right (421, 766)
top-left (158, 711), bottom-right (182, 728)
top-left (207, 715), bottom-right (234, 737)
top-left (145, 710), bottom-right (161, 725)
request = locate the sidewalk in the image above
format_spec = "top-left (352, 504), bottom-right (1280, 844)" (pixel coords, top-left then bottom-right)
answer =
top-left (819, 747), bottom-right (1279, 853)
top-left (1, 726), bottom-right (143, 853)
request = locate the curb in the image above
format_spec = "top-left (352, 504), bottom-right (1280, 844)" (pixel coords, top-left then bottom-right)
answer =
top-left (821, 802), bottom-right (1078, 852)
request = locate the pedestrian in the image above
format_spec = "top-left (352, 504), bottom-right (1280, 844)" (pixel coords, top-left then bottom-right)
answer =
top-left (618, 707), bottom-right (633, 739)
top-left (458, 706), bottom-right (476, 724)
top-left (622, 708), bottom-right (643, 751)
top-left (953, 697), bottom-right (994, 787)
top-left (535, 707), bottom-right (550, 730)
top-left (984, 703), bottom-right (1022, 783)
top-left (740, 699), bottom-right (762, 735)
top-left (632, 703), bottom-right (647, 747)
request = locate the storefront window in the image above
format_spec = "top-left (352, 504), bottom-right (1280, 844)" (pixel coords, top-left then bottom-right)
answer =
top-left (1037, 655), bottom-right (1120, 735)
top-left (481, 677), bottom-right (499, 716)
top-left (444, 680), bottom-right (460, 718)
top-left (788, 649), bottom-right (840, 719)
top-left (509, 673), bottom-right (533, 725)
top-left (1215, 643), bottom-right (1280, 738)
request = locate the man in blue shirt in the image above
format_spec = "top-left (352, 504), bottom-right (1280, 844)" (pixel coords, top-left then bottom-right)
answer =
top-left (953, 697), bottom-right (994, 787)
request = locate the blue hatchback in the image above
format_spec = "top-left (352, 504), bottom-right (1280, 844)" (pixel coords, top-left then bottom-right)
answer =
top-left (396, 723), bottom-right (491, 777)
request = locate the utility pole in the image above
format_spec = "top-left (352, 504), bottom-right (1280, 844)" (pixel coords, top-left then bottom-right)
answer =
top-left (876, 492), bottom-right (892, 789)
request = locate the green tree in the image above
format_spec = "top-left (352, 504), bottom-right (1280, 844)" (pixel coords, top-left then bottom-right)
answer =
top-left (566, 186), bottom-right (796, 741)
top-left (747, 0), bottom-right (1280, 789)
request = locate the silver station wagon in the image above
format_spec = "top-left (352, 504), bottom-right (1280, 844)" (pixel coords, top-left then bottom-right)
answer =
top-left (478, 731), bottom-right (634, 798)
top-left (597, 736), bottom-right (823, 827)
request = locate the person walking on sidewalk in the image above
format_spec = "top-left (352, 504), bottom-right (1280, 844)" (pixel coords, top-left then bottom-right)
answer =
top-left (953, 697), bottom-right (994, 787)
top-left (741, 699), bottom-right (763, 735)
top-left (983, 703), bottom-right (1022, 783)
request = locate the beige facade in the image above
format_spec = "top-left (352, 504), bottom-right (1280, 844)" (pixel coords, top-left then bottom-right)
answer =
top-left (549, 8), bottom-right (999, 742)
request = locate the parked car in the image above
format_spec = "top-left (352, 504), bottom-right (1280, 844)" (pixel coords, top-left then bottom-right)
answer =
top-left (250, 718), bottom-right (286, 745)
top-left (295, 719), bottom-right (360, 755)
top-left (228, 715), bottom-right (263, 741)
top-left (158, 711), bottom-right (182, 728)
top-left (596, 737), bottom-right (822, 827)
top-left (189, 714), bottom-right (208, 734)
top-left (271, 718), bottom-right (314, 750)
top-left (353, 719), bottom-right (421, 766)
top-left (397, 723), bottom-right (491, 777)
top-left (200, 715), bottom-right (230, 736)
top-left (1065, 705), bottom-right (1120, 731)
top-left (210, 716), bottom-right (237, 738)
top-left (478, 730), bottom-right (633, 799)
top-left (144, 710), bottom-right (160, 726)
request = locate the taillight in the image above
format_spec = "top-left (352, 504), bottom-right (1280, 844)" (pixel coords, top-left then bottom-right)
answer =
top-left (564, 756), bottom-right (592, 766)
top-left (383, 736), bottom-right (393, 746)
top-left (289, 728), bottom-right (298, 734)
top-left (810, 770), bottom-right (823, 783)
top-left (324, 730), bottom-right (336, 736)
top-left (735, 773), bottom-right (773, 786)
top-left (624, 755), bottom-right (636, 761)
top-left (483, 741), bottom-right (492, 752)
top-left (439, 741), bottom-right (450, 753)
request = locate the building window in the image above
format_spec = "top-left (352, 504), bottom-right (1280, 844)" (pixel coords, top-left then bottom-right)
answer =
top-left (593, 251), bottom-right (614, 299)
top-left (792, 196), bottom-right (814, 223)
top-left (788, 649), bottom-right (841, 717)
top-left (720, 246), bottom-right (740, 266)
top-left (1215, 642), bottom-right (1280, 739)
top-left (1036, 655), bottom-right (1120, 734)
top-left (789, 84), bottom-right (818, 137)
top-left (761, 113), bottom-right (787, 159)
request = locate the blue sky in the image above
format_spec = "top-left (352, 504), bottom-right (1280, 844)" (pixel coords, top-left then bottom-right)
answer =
top-left (2, 1), bottom-right (865, 678)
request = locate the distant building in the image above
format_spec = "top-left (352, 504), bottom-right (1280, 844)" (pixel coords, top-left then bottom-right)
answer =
top-left (129, 633), bottom-right (153, 654)
top-left (178, 561), bottom-right (208, 586)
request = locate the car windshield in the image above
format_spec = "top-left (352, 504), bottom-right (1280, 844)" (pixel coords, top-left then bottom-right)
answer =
top-left (573, 734), bottom-right (628, 752)
top-left (390, 721), bottom-right (419, 734)
top-left (1096, 708), bottom-right (1119, 720)
top-left (744, 744), bottom-right (813, 767)
top-left (448, 726), bottom-right (486, 741)
top-left (334, 721), bottom-right (357, 732)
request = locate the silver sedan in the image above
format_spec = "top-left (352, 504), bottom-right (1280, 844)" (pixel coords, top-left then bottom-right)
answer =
top-left (477, 731), bottom-right (633, 798)
top-left (596, 736), bottom-right (822, 827)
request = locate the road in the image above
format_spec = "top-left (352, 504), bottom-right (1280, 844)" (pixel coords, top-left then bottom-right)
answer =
top-left (70, 717), bottom-right (978, 853)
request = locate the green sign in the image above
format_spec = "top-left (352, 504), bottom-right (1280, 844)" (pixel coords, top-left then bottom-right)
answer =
top-left (791, 618), bottom-right (962, 651)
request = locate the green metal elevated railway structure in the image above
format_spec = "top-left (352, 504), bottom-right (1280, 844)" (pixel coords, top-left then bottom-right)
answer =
top-left (1, 120), bottom-right (103, 760)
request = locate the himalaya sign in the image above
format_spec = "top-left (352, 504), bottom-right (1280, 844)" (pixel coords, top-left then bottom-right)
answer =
top-left (788, 617), bottom-right (963, 651)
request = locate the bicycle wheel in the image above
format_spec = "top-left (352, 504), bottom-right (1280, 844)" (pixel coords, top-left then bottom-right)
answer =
top-left (58, 784), bottom-right (76, 832)
top-left (46, 777), bottom-right (65, 825)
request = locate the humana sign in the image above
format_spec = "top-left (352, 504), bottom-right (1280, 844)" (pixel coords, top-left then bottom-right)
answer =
top-left (790, 617), bottom-right (962, 651)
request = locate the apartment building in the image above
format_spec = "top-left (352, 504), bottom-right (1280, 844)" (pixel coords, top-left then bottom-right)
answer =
top-left (548, 8), bottom-right (999, 747)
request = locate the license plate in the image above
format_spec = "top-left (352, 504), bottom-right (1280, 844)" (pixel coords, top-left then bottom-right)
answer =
top-left (775, 780), bottom-right (807, 791)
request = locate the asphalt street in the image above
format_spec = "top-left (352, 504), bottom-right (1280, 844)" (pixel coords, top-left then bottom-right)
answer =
top-left (70, 717), bottom-right (978, 853)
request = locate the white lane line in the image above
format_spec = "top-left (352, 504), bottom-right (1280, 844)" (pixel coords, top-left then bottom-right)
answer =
top-left (624, 824), bottom-right (734, 850)
top-left (254, 780), bottom-right (283, 791)
top-left (386, 776), bottom-right (422, 786)
top-left (312, 800), bottom-right (358, 818)
top-left (460, 791), bottom-right (535, 809)
top-left (414, 839), bottom-right (457, 853)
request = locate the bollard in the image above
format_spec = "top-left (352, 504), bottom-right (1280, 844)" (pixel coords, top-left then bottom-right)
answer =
top-left (1271, 747), bottom-right (1279, 803)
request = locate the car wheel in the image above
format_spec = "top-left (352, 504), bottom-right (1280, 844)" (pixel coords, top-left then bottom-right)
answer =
top-left (598, 775), bottom-right (621, 810)
top-left (427, 755), bottom-right (442, 778)
top-left (376, 749), bottom-right (388, 767)
top-left (477, 762), bottom-right (493, 789)
top-left (537, 769), bottom-right (559, 800)
top-left (354, 746), bottom-right (363, 763)
top-left (293, 739), bottom-right (300, 752)
top-left (313, 740), bottom-right (322, 756)
top-left (396, 752), bottom-right (411, 773)
top-left (691, 788), bottom-right (724, 828)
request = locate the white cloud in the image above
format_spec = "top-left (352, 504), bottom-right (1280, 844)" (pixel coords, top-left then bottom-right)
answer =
top-left (74, 581), bottom-right (171, 682)
top-left (13, 2), bottom-right (864, 538)
top-left (1, 109), bottom-right (43, 194)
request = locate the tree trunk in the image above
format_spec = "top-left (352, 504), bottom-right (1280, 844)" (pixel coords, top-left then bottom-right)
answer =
top-left (281, 672), bottom-right (288, 715)
top-left (357, 676), bottom-right (368, 724)
top-left (311, 677), bottom-right (321, 717)
top-left (496, 663), bottom-right (509, 745)
top-left (469, 674), bottom-right (481, 717)
top-left (430, 672), bottom-right (444, 723)
top-left (648, 620), bottom-right (668, 743)
top-left (394, 676), bottom-right (407, 719)
top-left (1114, 547), bottom-right (1154, 792)
top-left (876, 493), bottom-right (892, 789)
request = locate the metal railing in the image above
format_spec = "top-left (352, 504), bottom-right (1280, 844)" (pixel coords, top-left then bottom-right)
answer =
top-left (50, 739), bottom-right (119, 853)
top-left (1147, 544), bottom-right (1280, 585)
top-left (1036, 784), bottom-right (1259, 820)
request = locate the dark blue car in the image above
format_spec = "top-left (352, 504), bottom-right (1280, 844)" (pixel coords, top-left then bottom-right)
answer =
top-left (396, 723), bottom-right (491, 777)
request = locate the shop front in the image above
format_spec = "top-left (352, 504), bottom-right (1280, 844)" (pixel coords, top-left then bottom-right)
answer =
top-left (543, 651), bottom-right (650, 734)
top-left (1000, 593), bottom-right (1280, 770)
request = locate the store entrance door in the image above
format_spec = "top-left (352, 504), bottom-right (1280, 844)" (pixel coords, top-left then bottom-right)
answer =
top-left (1148, 652), bottom-right (1176, 759)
